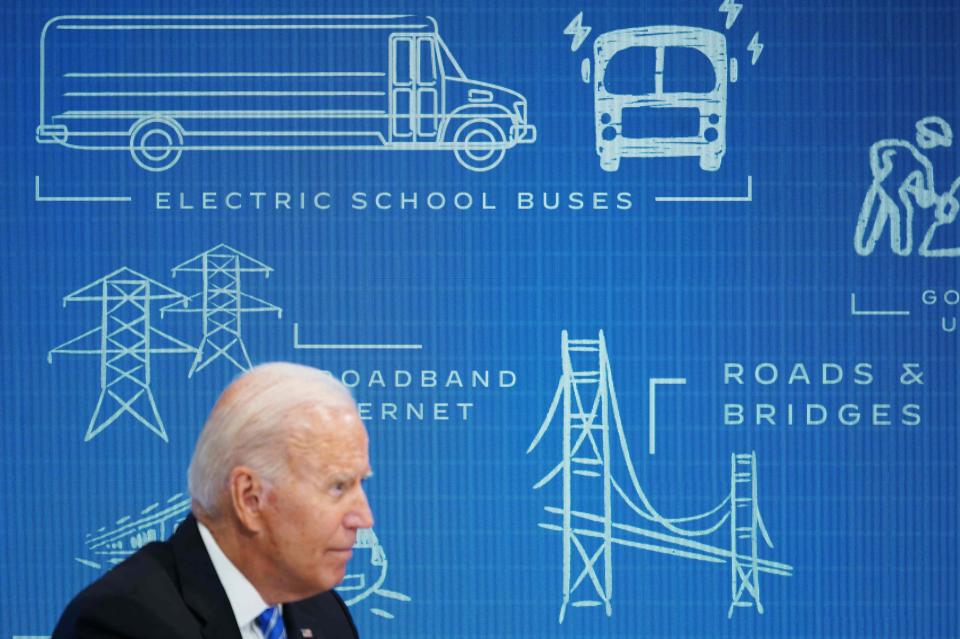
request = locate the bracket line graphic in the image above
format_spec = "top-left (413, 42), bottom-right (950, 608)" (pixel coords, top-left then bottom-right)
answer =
top-left (293, 323), bottom-right (423, 350)
top-left (849, 293), bottom-right (910, 317)
top-left (648, 377), bottom-right (686, 455)
top-left (655, 175), bottom-right (752, 202)
top-left (34, 175), bottom-right (131, 202)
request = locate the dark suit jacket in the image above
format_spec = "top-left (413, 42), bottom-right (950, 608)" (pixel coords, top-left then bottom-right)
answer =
top-left (52, 515), bottom-right (359, 639)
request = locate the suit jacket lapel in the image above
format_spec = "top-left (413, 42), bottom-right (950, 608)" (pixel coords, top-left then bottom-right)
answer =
top-left (171, 515), bottom-right (244, 639)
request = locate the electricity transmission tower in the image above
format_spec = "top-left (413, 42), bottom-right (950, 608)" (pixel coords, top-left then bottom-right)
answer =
top-left (48, 267), bottom-right (194, 442)
top-left (162, 244), bottom-right (281, 377)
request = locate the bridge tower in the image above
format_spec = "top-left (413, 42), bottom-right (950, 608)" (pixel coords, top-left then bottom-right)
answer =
top-left (728, 451), bottom-right (764, 616)
top-left (532, 330), bottom-right (615, 622)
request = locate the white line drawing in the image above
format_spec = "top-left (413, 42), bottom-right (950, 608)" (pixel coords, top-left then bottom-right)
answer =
top-left (48, 267), bottom-right (194, 442)
top-left (655, 174), bottom-right (752, 202)
top-left (292, 323), bottom-right (423, 351)
top-left (579, 26), bottom-right (737, 172)
top-left (161, 244), bottom-right (281, 377)
top-left (855, 116), bottom-right (960, 257)
top-left (75, 493), bottom-right (192, 569)
top-left (647, 377), bottom-right (686, 455)
top-left (746, 32), bottom-right (764, 65)
top-left (527, 330), bottom-right (792, 622)
top-left (849, 293), bottom-right (910, 317)
top-left (34, 175), bottom-right (131, 202)
top-left (563, 13), bottom-right (591, 53)
top-left (36, 15), bottom-right (536, 172)
top-left (920, 174), bottom-right (960, 257)
top-left (717, 0), bottom-right (743, 30)
top-left (337, 527), bottom-right (412, 620)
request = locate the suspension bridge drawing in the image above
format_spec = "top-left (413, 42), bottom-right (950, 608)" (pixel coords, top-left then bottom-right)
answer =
top-left (73, 493), bottom-right (410, 619)
top-left (47, 267), bottom-right (194, 442)
top-left (527, 330), bottom-right (792, 622)
top-left (161, 244), bottom-right (282, 377)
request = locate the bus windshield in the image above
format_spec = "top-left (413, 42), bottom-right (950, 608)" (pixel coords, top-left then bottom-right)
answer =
top-left (436, 36), bottom-right (466, 79)
top-left (603, 45), bottom-right (718, 96)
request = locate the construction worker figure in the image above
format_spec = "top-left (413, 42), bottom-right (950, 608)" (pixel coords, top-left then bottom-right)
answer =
top-left (855, 116), bottom-right (951, 256)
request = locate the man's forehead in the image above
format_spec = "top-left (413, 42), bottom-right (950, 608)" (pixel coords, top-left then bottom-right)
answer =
top-left (289, 401), bottom-right (364, 433)
top-left (285, 405), bottom-right (368, 464)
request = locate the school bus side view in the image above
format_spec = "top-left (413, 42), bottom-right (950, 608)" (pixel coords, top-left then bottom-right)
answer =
top-left (36, 15), bottom-right (536, 172)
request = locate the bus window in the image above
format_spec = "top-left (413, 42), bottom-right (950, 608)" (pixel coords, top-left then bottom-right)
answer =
top-left (394, 39), bottom-right (412, 85)
top-left (601, 46), bottom-right (657, 96)
top-left (419, 38), bottom-right (436, 85)
top-left (662, 46), bottom-right (718, 94)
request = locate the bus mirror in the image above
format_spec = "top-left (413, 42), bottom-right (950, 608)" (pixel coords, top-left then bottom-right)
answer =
top-left (729, 57), bottom-right (738, 83)
top-left (581, 58), bottom-right (591, 84)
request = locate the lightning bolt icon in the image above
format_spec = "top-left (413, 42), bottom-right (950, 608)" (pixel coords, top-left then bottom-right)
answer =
top-left (563, 12), bottom-right (591, 52)
top-left (748, 31), bottom-right (764, 65)
top-left (718, 0), bottom-right (743, 30)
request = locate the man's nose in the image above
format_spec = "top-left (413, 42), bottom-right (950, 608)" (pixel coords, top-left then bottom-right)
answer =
top-left (344, 487), bottom-right (374, 529)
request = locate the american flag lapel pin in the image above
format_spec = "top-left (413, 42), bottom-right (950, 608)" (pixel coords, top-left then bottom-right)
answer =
top-left (300, 630), bottom-right (313, 638)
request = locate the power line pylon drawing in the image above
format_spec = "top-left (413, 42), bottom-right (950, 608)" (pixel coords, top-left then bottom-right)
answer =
top-left (48, 267), bottom-right (195, 442)
top-left (528, 330), bottom-right (793, 623)
top-left (161, 244), bottom-right (282, 377)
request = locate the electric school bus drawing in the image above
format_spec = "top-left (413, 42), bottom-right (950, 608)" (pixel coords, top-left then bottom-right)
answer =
top-left (36, 15), bottom-right (537, 172)
top-left (585, 26), bottom-right (735, 172)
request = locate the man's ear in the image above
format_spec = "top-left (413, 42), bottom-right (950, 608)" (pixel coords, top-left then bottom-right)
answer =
top-left (228, 466), bottom-right (267, 533)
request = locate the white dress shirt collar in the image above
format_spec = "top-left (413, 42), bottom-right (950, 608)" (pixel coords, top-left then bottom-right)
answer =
top-left (197, 520), bottom-right (278, 633)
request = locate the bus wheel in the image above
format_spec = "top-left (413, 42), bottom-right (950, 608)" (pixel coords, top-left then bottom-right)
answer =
top-left (129, 117), bottom-right (184, 172)
top-left (453, 120), bottom-right (506, 172)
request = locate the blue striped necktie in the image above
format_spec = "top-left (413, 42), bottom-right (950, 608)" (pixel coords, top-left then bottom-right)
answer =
top-left (255, 606), bottom-right (287, 639)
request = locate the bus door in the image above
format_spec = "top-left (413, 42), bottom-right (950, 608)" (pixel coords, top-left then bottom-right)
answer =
top-left (389, 34), bottom-right (441, 142)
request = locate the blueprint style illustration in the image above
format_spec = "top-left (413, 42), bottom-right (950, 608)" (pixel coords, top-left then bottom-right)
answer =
top-left (855, 116), bottom-right (960, 257)
top-left (48, 267), bottom-right (194, 442)
top-left (528, 331), bottom-right (792, 622)
top-left (163, 244), bottom-right (282, 376)
top-left (4, 1), bottom-right (960, 638)
top-left (566, 6), bottom-right (762, 173)
top-left (36, 15), bottom-right (536, 173)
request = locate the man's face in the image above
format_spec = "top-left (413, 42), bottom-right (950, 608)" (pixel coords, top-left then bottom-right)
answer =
top-left (258, 405), bottom-right (374, 598)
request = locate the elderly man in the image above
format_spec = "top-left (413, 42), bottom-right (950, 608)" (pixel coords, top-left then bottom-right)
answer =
top-left (53, 363), bottom-right (374, 639)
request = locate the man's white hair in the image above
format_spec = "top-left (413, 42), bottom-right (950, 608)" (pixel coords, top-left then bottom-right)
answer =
top-left (188, 362), bottom-right (356, 519)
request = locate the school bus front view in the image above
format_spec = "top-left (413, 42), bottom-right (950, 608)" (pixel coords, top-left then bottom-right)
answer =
top-left (591, 26), bottom-right (732, 172)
